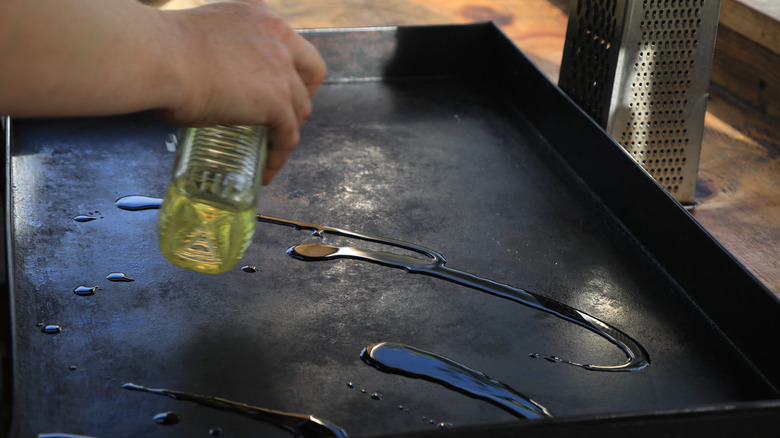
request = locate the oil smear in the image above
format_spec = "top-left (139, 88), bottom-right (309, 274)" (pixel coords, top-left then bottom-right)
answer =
top-left (361, 342), bottom-right (553, 420)
top-left (123, 382), bottom-right (348, 437)
top-left (115, 195), bottom-right (163, 211)
top-left (259, 215), bottom-right (649, 372)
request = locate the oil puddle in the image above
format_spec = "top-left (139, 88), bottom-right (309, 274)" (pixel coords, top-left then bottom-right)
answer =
top-left (259, 215), bottom-right (649, 372)
top-left (361, 342), bottom-right (553, 420)
top-left (123, 382), bottom-right (348, 437)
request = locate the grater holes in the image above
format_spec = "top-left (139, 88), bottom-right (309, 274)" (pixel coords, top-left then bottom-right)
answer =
top-left (623, 0), bottom-right (701, 192)
top-left (559, 0), bottom-right (619, 126)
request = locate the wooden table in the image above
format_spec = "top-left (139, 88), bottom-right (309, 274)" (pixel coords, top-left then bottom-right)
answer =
top-left (167, 0), bottom-right (780, 297)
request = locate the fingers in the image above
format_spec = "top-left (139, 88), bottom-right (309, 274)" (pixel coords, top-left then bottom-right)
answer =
top-left (159, 0), bottom-right (327, 184)
top-left (263, 23), bottom-right (325, 184)
top-left (291, 37), bottom-right (328, 99)
top-left (264, 107), bottom-right (298, 186)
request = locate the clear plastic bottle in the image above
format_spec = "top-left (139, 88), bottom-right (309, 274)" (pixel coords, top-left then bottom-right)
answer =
top-left (158, 125), bottom-right (268, 274)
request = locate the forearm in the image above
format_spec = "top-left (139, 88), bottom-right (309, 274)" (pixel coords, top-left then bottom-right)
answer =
top-left (0, 0), bottom-right (184, 117)
top-left (0, 0), bottom-right (326, 184)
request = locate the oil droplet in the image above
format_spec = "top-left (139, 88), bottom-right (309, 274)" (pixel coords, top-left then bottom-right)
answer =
top-left (361, 342), bottom-right (553, 419)
top-left (73, 215), bottom-right (97, 222)
top-left (73, 285), bottom-right (99, 296)
top-left (241, 265), bottom-right (257, 273)
top-left (152, 411), bottom-right (181, 426)
top-left (529, 353), bottom-right (540, 358)
top-left (438, 422), bottom-right (454, 428)
top-left (360, 389), bottom-right (367, 394)
top-left (69, 365), bottom-right (77, 371)
top-left (115, 195), bottom-right (163, 211)
top-left (106, 272), bottom-right (134, 282)
top-left (209, 428), bottom-right (223, 436)
top-left (346, 382), bottom-right (355, 389)
top-left (42, 325), bottom-right (62, 334)
top-left (544, 356), bottom-right (563, 364)
top-left (35, 322), bottom-right (44, 327)
top-left (370, 393), bottom-right (383, 400)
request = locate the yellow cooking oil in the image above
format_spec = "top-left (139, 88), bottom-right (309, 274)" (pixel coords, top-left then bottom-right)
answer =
top-left (158, 125), bottom-right (268, 274)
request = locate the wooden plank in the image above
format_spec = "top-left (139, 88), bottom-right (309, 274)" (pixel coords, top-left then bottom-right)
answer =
top-left (712, 24), bottom-right (780, 121)
top-left (694, 85), bottom-right (780, 295)
top-left (720, 0), bottom-right (780, 55)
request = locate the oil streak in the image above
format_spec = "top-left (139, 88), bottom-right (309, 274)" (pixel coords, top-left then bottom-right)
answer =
top-left (258, 215), bottom-right (649, 372)
top-left (361, 342), bottom-right (553, 420)
top-left (123, 382), bottom-right (348, 438)
top-left (115, 195), bottom-right (163, 211)
top-left (37, 434), bottom-right (99, 438)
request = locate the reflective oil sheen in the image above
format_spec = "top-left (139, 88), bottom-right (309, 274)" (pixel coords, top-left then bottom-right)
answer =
top-left (361, 342), bottom-right (553, 419)
top-left (73, 285), bottom-right (99, 296)
top-left (114, 195), bottom-right (163, 211)
top-left (261, 215), bottom-right (650, 372)
top-left (152, 412), bottom-right (181, 426)
top-left (106, 272), bottom-right (134, 282)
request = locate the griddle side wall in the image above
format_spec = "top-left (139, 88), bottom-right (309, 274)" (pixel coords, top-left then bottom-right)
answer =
top-left (475, 24), bottom-right (780, 390)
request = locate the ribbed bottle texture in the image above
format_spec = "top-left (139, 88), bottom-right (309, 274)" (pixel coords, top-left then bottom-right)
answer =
top-left (158, 125), bottom-right (268, 274)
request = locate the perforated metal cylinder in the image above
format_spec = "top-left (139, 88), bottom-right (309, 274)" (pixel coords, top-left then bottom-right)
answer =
top-left (559, 0), bottom-right (721, 205)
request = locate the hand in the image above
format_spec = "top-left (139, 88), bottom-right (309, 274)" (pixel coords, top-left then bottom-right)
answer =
top-left (159, 0), bottom-right (327, 184)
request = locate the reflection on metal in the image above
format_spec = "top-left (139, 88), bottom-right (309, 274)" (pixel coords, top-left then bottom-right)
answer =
top-left (261, 215), bottom-right (650, 372)
top-left (559, 0), bottom-right (722, 205)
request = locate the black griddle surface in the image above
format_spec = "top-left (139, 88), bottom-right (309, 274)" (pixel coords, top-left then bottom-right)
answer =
top-left (5, 24), bottom-right (780, 438)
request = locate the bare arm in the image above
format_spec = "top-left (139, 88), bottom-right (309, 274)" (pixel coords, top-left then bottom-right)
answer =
top-left (0, 0), bottom-right (326, 184)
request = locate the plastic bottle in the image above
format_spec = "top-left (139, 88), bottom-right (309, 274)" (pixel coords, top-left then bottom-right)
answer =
top-left (158, 125), bottom-right (268, 274)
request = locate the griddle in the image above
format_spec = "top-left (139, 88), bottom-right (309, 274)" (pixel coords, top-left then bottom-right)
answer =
top-left (3, 24), bottom-right (780, 437)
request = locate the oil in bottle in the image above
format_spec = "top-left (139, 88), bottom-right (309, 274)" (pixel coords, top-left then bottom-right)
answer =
top-left (158, 125), bottom-right (268, 274)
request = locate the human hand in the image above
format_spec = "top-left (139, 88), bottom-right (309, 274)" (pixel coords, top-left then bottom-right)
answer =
top-left (159, 0), bottom-right (327, 184)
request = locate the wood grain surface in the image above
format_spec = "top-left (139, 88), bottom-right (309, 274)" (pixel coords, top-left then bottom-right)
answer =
top-left (164, 0), bottom-right (780, 297)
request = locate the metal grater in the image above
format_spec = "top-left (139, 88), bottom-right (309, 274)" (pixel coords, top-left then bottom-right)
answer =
top-left (559, 0), bottom-right (721, 206)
